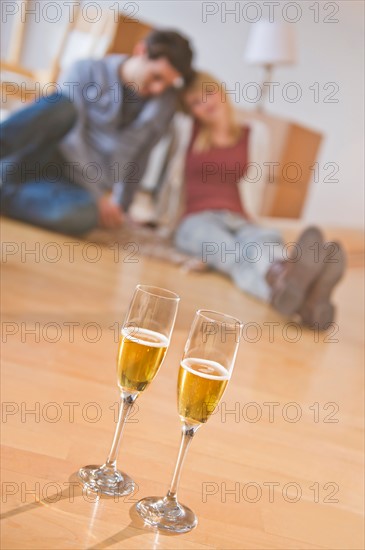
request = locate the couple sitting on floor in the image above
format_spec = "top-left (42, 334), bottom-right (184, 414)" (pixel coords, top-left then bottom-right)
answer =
top-left (0, 29), bottom-right (345, 329)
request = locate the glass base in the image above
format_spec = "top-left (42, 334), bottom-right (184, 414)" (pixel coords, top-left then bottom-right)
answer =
top-left (136, 495), bottom-right (198, 533)
top-left (78, 464), bottom-right (135, 497)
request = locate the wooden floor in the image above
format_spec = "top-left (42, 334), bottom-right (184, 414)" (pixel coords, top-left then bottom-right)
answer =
top-left (1, 218), bottom-right (364, 550)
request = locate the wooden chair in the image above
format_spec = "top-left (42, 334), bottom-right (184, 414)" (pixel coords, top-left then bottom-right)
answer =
top-left (1, 0), bottom-right (38, 106)
top-left (1, 2), bottom-right (151, 106)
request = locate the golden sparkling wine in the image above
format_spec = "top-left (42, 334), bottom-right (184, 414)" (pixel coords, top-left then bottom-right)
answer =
top-left (178, 358), bottom-right (230, 424)
top-left (117, 327), bottom-right (168, 392)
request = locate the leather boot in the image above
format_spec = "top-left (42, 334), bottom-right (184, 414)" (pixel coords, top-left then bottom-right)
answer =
top-left (298, 241), bottom-right (346, 330)
top-left (266, 226), bottom-right (325, 316)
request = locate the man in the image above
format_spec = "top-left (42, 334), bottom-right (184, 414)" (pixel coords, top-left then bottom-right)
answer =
top-left (0, 30), bottom-right (194, 234)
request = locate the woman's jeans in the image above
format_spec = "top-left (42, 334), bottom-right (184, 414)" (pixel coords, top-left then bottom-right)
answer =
top-left (175, 210), bottom-right (284, 301)
top-left (0, 95), bottom-right (97, 235)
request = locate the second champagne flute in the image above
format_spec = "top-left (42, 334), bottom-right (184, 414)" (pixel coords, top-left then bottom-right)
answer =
top-left (78, 284), bottom-right (180, 497)
top-left (136, 309), bottom-right (242, 532)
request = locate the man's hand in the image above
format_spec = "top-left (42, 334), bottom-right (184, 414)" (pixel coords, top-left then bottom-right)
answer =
top-left (98, 195), bottom-right (124, 229)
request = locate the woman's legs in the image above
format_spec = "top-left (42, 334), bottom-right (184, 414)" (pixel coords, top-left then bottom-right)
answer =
top-left (175, 210), bottom-right (242, 274)
top-left (175, 211), bottom-right (345, 327)
top-left (232, 223), bottom-right (284, 301)
top-left (174, 211), bottom-right (283, 301)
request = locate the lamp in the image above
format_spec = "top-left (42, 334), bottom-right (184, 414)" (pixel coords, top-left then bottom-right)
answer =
top-left (244, 21), bottom-right (297, 110)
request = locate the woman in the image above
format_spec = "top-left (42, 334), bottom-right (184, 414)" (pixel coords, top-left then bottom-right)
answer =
top-left (167, 72), bottom-right (346, 329)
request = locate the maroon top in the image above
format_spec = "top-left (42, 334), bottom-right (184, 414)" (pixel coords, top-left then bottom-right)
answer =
top-left (184, 124), bottom-right (250, 218)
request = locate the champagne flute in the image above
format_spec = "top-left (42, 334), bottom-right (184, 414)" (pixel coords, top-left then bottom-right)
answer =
top-left (78, 285), bottom-right (180, 497)
top-left (136, 309), bottom-right (242, 532)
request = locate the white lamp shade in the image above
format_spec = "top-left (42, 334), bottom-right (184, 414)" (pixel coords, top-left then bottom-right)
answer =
top-left (244, 21), bottom-right (296, 66)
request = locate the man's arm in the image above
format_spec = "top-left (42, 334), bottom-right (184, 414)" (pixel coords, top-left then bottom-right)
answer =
top-left (109, 90), bottom-right (177, 211)
top-left (58, 58), bottom-right (122, 196)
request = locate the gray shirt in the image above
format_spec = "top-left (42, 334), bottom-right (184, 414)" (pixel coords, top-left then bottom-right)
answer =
top-left (58, 55), bottom-right (177, 209)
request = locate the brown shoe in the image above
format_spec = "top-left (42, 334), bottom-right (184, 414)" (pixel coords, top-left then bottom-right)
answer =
top-left (266, 226), bottom-right (325, 316)
top-left (299, 241), bottom-right (346, 330)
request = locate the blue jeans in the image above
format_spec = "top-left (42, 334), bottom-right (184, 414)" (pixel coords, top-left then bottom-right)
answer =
top-left (174, 210), bottom-right (284, 301)
top-left (0, 94), bottom-right (97, 235)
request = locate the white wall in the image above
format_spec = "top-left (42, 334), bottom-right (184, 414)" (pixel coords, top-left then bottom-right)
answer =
top-left (2, 0), bottom-right (364, 228)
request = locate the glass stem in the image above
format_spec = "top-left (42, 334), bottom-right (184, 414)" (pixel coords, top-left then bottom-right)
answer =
top-left (166, 422), bottom-right (200, 501)
top-left (105, 392), bottom-right (138, 469)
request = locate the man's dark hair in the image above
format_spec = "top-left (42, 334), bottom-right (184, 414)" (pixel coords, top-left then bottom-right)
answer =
top-left (144, 30), bottom-right (194, 86)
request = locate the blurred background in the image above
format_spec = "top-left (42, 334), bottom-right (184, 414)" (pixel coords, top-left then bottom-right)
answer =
top-left (1, 0), bottom-right (364, 230)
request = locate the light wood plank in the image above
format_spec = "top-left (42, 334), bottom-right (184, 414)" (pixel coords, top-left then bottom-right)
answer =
top-left (1, 218), bottom-right (364, 549)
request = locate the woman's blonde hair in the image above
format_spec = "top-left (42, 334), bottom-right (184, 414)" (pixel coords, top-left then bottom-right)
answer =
top-left (182, 71), bottom-right (241, 152)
